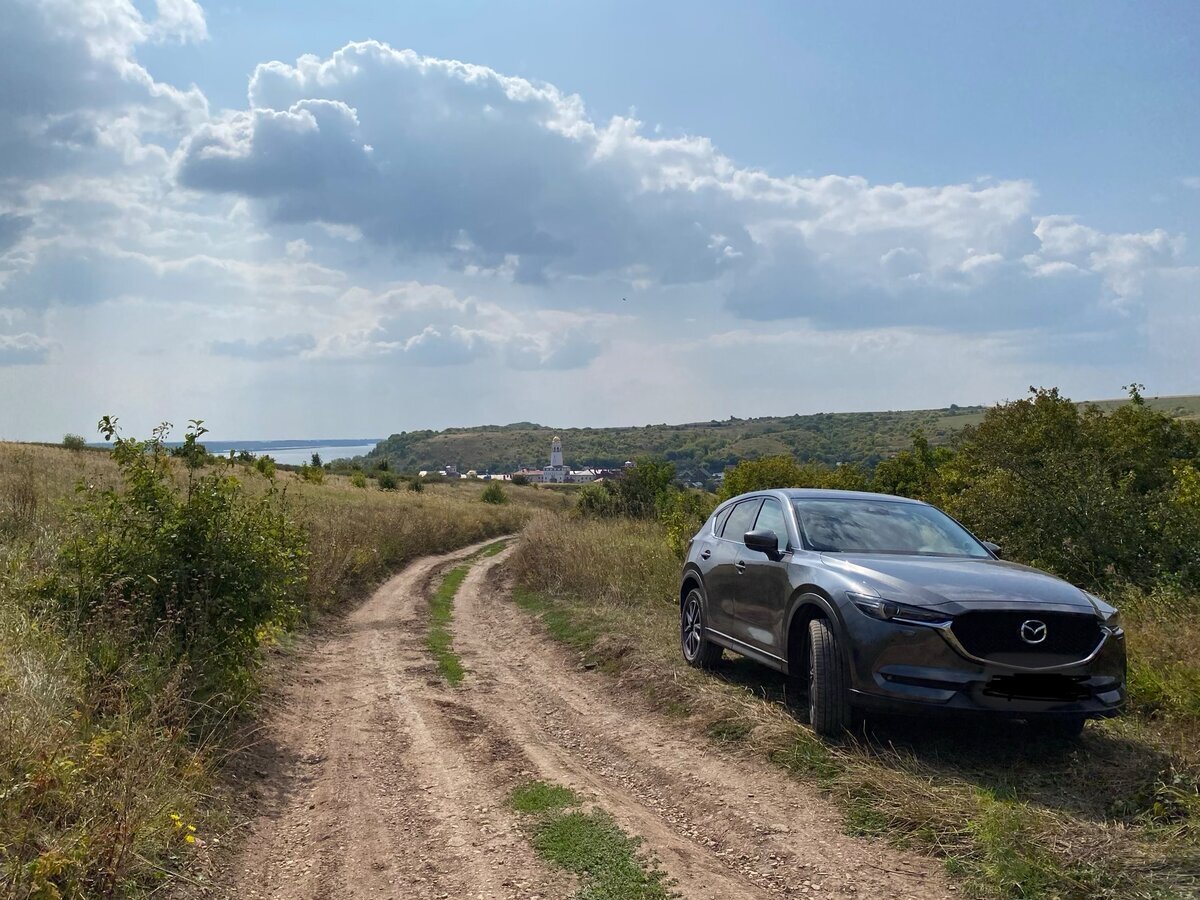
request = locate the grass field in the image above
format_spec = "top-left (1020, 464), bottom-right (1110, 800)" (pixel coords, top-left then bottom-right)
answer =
top-left (509, 513), bottom-right (1200, 899)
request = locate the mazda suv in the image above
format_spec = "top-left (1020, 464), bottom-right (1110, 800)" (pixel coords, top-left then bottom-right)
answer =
top-left (679, 489), bottom-right (1126, 736)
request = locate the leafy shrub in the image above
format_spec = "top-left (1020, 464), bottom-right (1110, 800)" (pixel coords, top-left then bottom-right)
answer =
top-left (377, 471), bottom-right (398, 491)
top-left (61, 433), bottom-right (87, 451)
top-left (408, 477), bottom-right (424, 492)
top-left (659, 489), bottom-right (716, 557)
top-left (350, 471), bottom-right (368, 489)
top-left (43, 419), bottom-right (308, 709)
top-left (511, 473), bottom-right (530, 486)
top-left (255, 454), bottom-right (277, 479)
top-left (310, 452), bottom-right (323, 468)
top-left (300, 463), bottom-right (325, 484)
top-left (940, 386), bottom-right (1200, 589)
top-left (482, 482), bottom-right (508, 504)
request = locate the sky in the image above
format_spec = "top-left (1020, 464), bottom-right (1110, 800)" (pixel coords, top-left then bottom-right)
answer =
top-left (0, 1), bottom-right (1197, 440)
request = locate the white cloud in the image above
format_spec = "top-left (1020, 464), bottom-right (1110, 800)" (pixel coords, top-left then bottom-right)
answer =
top-left (0, 0), bottom-right (208, 185)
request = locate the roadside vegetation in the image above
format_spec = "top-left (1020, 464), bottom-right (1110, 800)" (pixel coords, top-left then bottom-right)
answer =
top-left (508, 781), bottom-right (674, 900)
top-left (511, 386), bottom-right (1200, 899)
top-left (0, 425), bottom-right (548, 897)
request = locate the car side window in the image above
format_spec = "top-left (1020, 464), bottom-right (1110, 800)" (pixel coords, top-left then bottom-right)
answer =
top-left (720, 498), bottom-right (763, 541)
top-left (754, 498), bottom-right (790, 553)
top-left (712, 504), bottom-right (734, 536)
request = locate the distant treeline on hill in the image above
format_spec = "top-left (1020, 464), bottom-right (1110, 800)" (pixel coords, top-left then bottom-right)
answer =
top-left (352, 394), bottom-right (1200, 481)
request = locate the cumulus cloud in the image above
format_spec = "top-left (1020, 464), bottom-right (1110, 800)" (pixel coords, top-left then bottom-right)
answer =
top-left (171, 41), bottom-right (1190, 335)
top-left (0, 0), bottom-right (207, 184)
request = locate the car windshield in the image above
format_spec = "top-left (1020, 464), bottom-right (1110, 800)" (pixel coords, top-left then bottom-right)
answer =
top-left (792, 498), bottom-right (990, 557)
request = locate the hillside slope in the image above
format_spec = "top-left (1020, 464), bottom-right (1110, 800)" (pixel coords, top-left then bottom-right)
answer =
top-left (360, 394), bottom-right (1200, 477)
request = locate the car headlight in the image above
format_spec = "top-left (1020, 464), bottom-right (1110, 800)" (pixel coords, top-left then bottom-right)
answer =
top-left (847, 592), bottom-right (951, 626)
top-left (1084, 592), bottom-right (1122, 632)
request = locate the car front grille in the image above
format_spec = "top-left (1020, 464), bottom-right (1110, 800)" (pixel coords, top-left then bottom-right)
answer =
top-left (950, 610), bottom-right (1103, 667)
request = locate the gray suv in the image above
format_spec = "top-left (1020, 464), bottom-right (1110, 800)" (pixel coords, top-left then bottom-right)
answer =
top-left (679, 489), bottom-right (1126, 736)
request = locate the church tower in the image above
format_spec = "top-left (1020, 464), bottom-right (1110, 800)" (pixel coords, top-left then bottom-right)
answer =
top-left (550, 436), bottom-right (563, 468)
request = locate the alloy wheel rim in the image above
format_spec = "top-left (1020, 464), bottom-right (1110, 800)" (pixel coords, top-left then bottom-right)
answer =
top-left (683, 596), bottom-right (702, 659)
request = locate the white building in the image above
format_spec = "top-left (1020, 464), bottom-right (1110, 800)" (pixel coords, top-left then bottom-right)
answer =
top-left (520, 436), bottom-right (597, 484)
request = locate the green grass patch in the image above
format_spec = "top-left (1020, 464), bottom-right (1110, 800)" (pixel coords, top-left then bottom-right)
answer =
top-left (428, 564), bottom-right (469, 684)
top-left (478, 539), bottom-right (509, 558)
top-left (508, 780), bottom-right (673, 900)
top-left (513, 586), bottom-right (603, 658)
top-left (510, 780), bottom-right (580, 813)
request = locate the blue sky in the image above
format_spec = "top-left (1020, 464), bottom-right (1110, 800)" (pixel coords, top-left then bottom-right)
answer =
top-left (1, 0), bottom-right (1197, 439)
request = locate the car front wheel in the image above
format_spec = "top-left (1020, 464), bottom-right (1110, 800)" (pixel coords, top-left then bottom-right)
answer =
top-left (808, 618), bottom-right (851, 736)
top-left (681, 587), bottom-right (722, 669)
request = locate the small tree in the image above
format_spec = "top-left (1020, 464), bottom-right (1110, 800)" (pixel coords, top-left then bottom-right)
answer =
top-left (377, 471), bottom-right (398, 491)
top-left (481, 482), bottom-right (508, 504)
top-left (408, 477), bottom-right (424, 492)
top-left (62, 433), bottom-right (87, 451)
top-left (311, 451), bottom-right (323, 468)
top-left (350, 471), bottom-right (367, 489)
top-left (511, 473), bottom-right (530, 486)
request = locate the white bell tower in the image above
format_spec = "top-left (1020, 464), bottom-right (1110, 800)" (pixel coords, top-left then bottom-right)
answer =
top-left (550, 436), bottom-right (563, 468)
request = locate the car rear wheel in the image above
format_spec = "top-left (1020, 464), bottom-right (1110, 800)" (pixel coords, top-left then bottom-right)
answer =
top-left (681, 587), bottom-right (722, 669)
top-left (808, 618), bottom-right (851, 736)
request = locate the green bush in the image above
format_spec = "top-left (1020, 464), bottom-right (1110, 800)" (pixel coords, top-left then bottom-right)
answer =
top-left (940, 386), bottom-right (1200, 589)
top-left (42, 419), bottom-right (308, 711)
top-left (300, 463), bottom-right (325, 484)
top-left (61, 433), bottom-right (87, 451)
top-left (511, 473), bottom-right (531, 486)
top-left (482, 482), bottom-right (508, 504)
top-left (377, 471), bottom-right (398, 491)
top-left (408, 477), bottom-right (425, 492)
top-left (254, 454), bottom-right (276, 479)
top-left (350, 471), bottom-right (368, 489)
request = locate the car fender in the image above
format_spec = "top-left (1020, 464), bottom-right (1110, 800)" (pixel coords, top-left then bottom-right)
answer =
top-left (782, 586), bottom-right (848, 675)
top-left (678, 563), bottom-right (706, 606)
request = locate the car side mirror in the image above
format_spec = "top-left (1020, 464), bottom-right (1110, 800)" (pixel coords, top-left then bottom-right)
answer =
top-left (744, 528), bottom-right (781, 558)
top-left (982, 540), bottom-right (1002, 558)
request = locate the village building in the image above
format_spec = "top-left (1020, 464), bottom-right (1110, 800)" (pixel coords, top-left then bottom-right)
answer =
top-left (513, 436), bottom-right (597, 483)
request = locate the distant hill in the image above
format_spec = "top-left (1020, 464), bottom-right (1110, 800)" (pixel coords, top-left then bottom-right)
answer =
top-left (358, 394), bottom-right (1200, 480)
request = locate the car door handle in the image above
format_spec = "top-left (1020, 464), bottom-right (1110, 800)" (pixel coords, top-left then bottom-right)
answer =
top-left (700, 548), bottom-right (712, 560)
top-left (735, 560), bottom-right (747, 574)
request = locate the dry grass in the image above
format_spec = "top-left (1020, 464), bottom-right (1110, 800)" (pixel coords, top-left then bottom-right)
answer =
top-left (510, 513), bottom-right (1200, 899)
top-left (0, 442), bottom-right (552, 897)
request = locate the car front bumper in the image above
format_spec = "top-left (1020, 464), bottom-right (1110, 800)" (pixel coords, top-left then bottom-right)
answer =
top-left (842, 612), bottom-right (1127, 719)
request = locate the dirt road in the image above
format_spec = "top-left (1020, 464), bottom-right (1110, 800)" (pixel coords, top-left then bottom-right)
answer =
top-left (217, 542), bottom-right (951, 899)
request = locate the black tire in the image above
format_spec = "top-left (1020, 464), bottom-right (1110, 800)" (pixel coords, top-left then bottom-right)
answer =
top-left (808, 618), bottom-right (851, 736)
top-left (1030, 715), bottom-right (1086, 740)
top-left (681, 587), bottom-right (722, 669)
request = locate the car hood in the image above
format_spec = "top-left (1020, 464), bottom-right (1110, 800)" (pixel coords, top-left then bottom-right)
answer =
top-left (817, 553), bottom-right (1095, 611)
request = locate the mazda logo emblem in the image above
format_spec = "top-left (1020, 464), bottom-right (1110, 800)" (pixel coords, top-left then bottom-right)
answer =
top-left (1020, 619), bottom-right (1048, 645)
